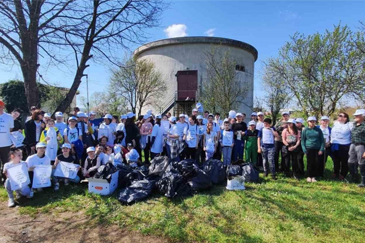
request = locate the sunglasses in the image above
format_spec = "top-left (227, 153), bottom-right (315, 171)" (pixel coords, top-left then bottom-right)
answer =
top-left (338, 115), bottom-right (344, 118)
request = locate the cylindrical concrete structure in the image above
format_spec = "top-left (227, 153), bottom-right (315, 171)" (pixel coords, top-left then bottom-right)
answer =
top-left (134, 36), bottom-right (258, 117)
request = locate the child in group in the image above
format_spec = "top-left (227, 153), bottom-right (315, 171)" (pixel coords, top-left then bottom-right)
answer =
top-left (52, 143), bottom-right (81, 190)
top-left (26, 142), bottom-right (51, 196)
top-left (3, 148), bottom-right (31, 207)
top-left (125, 143), bottom-right (140, 168)
top-left (83, 147), bottom-right (101, 178)
top-left (40, 119), bottom-right (63, 164)
top-left (203, 121), bottom-right (217, 161)
top-left (257, 118), bottom-right (280, 179)
top-left (221, 119), bottom-right (234, 166)
top-left (245, 121), bottom-right (259, 166)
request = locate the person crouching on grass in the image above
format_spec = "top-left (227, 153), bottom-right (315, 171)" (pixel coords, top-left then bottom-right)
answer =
top-left (82, 147), bottom-right (101, 179)
top-left (3, 148), bottom-right (31, 207)
top-left (52, 143), bottom-right (81, 191)
top-left (221, 119), bottom-right (234, 167)
top-left (125, 143), bottom-right (140, 168)
top-left (257, 118), bottom-right (280, 180)
top-left (301, 117), bottom-right (325, 183)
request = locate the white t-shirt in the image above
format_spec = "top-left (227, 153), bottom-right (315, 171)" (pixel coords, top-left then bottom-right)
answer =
top-left (261, 128), bottom-right (275, 145)
top-left (151, 124), bottom-right (164, 154)
top-left (184, 124), bottom-right (198, 148)
top-left (222, 130), bottom-right (234, 146)
top-left (125, 149), bottom-right (139, 162)
top-left (55, 122), bottom-right (67, 136)
top-left (64, 126), bottom-right (82, 144)
top-left (0, 112), bottom-right (14, 147)
top-left (99, 123), bottom-right (115, 146)
top-left (26, 154), bottom-right (51, 168)
top-left (320, 126), bottom-right (330, 144)
top-left (3, 161), bottom-right (28, 173)
top-left (256, 121), bottom-right (264, 131)
top-left (167, 124), bottom-right (179, 146)
top-left (116, 122), bottom-right (125, 132)
top-left (331, 121), bottom-right (353, 145)
top-left (197, 125), bottom-right (206, 137)
top-left (204, 131), bottom-right (216, 152)
top-left (34, 121), bottom-right (42, 142)
top-left (113, 152), bottom-right (123, 166)
top-left (176, 122), bottom-right (188, 139)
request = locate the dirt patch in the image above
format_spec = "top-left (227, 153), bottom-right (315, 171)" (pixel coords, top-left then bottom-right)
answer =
top-left (0, 203), bottom-right (166, 243)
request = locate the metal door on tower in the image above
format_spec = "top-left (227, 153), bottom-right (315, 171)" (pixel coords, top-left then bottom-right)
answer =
top-left (176, 70), bottom-right (197, 101)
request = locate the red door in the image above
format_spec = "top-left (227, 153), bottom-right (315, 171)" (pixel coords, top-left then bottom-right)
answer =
top-left (177, 70), bottom-right (197, 101)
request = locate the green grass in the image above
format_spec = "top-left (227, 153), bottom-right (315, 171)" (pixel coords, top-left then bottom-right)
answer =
top-left (1, 160), bottom-right (365, 243)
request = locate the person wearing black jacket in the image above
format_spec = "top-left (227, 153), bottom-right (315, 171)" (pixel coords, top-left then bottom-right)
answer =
top-left (125, 112), bottom-right (141, 156)
top-left (24, 109), bottom-right (45, 156)
top-left (231, 113), bottom-right (247, 162)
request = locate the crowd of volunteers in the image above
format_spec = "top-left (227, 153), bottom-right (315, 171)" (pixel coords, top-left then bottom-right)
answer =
top-left (0, 99), bottom-right (365, 208)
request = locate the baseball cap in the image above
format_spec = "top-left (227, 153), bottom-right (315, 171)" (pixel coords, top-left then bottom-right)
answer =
top-left (257, 112), bottom-right (264, 116)
top-left (77, 112), bottom-right (87, 118)
top-left (103, 114), bottom-right (113, 119)
top-left (126, 112), bottom-right (135, 118)
top-left (44, 113), bottom-right (51, 118)
top-left (287, 118), bottom-right (296, 124)
top-left (86, 147), bottom-right (95, 153)
top-left (61, 143), bottom-right (71, 149)
top-left (307, 116), bottom-right (317, 122)
top-left (223, 118), bottom-right (229, 123)
top-left (208, 113), bottom-right (214, 118)
top-left (236, 113), bottom-right (243, 117)
top-left (197, 115), bottom-right (203, 119)
top-left (321, 116), bottom-right (330, 121)
top-left (179, 114), bottom-right (185, 118)
top-left (68, 116), bottom-right (77, 121)
top-left (251, 112), bottom-right (257, 116)
top-left (282, 111), bottom-right (289, 116)
top-left (55, 111), bottom-right (63, 117)
top-left (120, 114), bottom-right (127, 119)
top-left (169, 116), bottom-right (176, 122)
top-left (192, 108), bottom-right (198, 112)
top-left (353, 109), bottom-right (365, 116)
top-left (143, 114), bottom-right (151, 119)
top-left (296, 118), bottom-right (305, 124)
top-left (36, 142), bottom-right (47, 148)
top-left (248, 121), bottom-right (256, 126)
top-left (89, 111), bottom-right (96, 116)
top-left (155, 114), bottom-right (162, 119)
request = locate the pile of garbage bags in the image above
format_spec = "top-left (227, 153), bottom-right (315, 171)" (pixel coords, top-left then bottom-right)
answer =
top-left (117, 156), bottom-right (258, 205)
top-left (94, 162), bottom-right (118, 182)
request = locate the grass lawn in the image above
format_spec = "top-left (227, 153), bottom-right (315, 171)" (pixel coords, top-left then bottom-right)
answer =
top-left (1, 159), bottom-right (365, 243)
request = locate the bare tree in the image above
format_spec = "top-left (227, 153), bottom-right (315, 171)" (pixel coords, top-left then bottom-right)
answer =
top-left (0, 0), bottom-right (77, 109)
top-left (201, 48), bottom-right (250, 114)
top-left (110, 58), bottom-right (167, 116)
top-left (54, 0), bottom-right (165, 114)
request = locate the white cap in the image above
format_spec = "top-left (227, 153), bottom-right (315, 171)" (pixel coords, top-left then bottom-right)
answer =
top-left (126, 112), bottom-right (135, 118)
top-left (248, 121), bottom-right (256, 126)
top-left (282, 111), bottom-right (289, 116)
top-left (192, 108), bottom-right (198, 112)
top-left (143, 114), bottom-right (151, 120)
top-left (321, 116), bottom-right (330, 120)
top-left (296, 118), bottom-right (305, 124)
top-left (236, 113), bottom-right (243, 117)
top-left (55, 111), bottom-right (63, 117)
top-left (353, 109), bottom-right (365, 116)
top-left (68, 116), bottom-right (77, 121)
top-left (307, 116), bottom-right (317, 122)
top-left (87, 147), bottom-right (96, 153)
top-left (197, 115), bottom-right (203, 120)
top-left (89, 111), bottom-right (96, 116)
top-left (155, 114), bottom-right (162, 119)
top-left (208, 113), bottom-right (214, 117)
top-left (287, 118), bottom-right (296, 124)
top-left (223, 118), bottom-right (229, 123)
top-left (251, 112), bottom-right (257, 116)
top-left (77, 112), bottom-right (87, 118)
top-left (103, 114), bottom-right (113, 119)
top-left (229, 110), bottom-right (236, 119)
top-left (257, 112), bottom-right (264, 116)
top-left (169, 116), bottom-right (176, 122)
top-left (44, 113), bottom-right (51, 118)
top-left (179, 114), bottom-right (185, 118)
top-left (120, 114), bottom-right (127, 119)
top-left (36, 142), bottom-right (47, 148)
top-left (61, 143), bottom-right (71, 149)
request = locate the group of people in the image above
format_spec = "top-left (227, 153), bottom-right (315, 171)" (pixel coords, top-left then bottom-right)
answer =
top-left (1, 100), bottom-right (365, 208)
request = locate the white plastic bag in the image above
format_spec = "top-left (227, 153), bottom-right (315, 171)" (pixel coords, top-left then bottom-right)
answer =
top-left (226, 176), bottom-right (245, 191)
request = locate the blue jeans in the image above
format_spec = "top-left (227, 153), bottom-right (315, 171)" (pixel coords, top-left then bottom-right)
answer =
top-left (232, 139), bottom-right (244, 162)
top-left (5, 178), bottom-right (30, 200)
top-left (222, 146), bottom-right (233, 166)
top-left (262, 146), bottom-right (276, 175)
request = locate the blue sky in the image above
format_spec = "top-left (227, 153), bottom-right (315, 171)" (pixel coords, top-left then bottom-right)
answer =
top-left (1, 0), bottom-right (364, 108)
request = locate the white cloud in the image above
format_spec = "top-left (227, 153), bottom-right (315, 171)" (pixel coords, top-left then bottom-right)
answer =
top-left (164, 24), bottom-right (188, 38)
top-left (204, 28), bottom-right (216, 37)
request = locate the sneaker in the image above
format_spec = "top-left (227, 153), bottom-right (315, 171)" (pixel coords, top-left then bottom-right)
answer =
top-left (27, 190), bottom-right (34, 199)
top-left (306, 177), bottom-right (312, 183)
top-left (15, 191), bottom-right (22, 200)
top-left (54, 183), bottom-right (59, 191)
top-left (311, 177), bottom-right (317, 182)
top-left (8, 198), bottom-right (15, 208)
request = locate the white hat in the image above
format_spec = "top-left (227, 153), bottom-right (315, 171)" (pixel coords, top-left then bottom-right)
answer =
top-left (236, 113), bottom-right (243, 117)
top-left (287, 118), bottom-right (296, 124)
top-left (120, 114), bottom-right (127, 119)
top-left (229, 110), bottom-right (236, 119)
top-left (36, 142), bottom-right (47, 148)
top-left (197, 115), bottom-right (203, 120)
top-left (87, 147), bottom-right (96, 153)
top-left (179, 114), bottom-right (185, 118)
top-left (208, 113), bottom-right (214, 117)
top-left (251, 112), bottom-right (257, 116)
top-left (307, 116), bottom-right (317, 122)
top-left (143, 114), bottom-right (151, 120)
top-left (55, 111), bottom-right (63, 117)
top-left (77, 112), bottom-right (87, 118)
top-left (321, 116), bottom-right (330, 120)
top-left (155, 114), bottom-right (162, 119)
top-left (68, 116), bottom-right (77, 121)
top-left (169, 116), bottom-right (176, 122)
top-left (44, 113), bottom-right (51, 118)
top-left (89, 111), bottom-right (96, 116)
top-left (257, 112), bottom-right (264, 116)
top-left (282, 111), bottom-right (289, 116)
top-left (296, 118), bottom-right (305, 124)
top-left (103, 114), bottom-right (113, 119)
top-left (192, 108), bottom-right (198, 112)
top-left (61, 143), bottom-right (71, 149)
top-left (126, 112), bottom-right (135, 118)
top-left (223, 118), bottom-right (229, 123)
top-left (353, 109), bottom-right (365, 116)
top-left (248, 121), bottom-right (256, 126)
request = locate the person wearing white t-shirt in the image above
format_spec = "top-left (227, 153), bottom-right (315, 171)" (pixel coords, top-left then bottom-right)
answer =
top-left (166, 116), bottom-right (179, 161)
top-left (196, 115), bottom-right (206, 163)
top-left (331, 112), bottom-right (353, 180)
top-left (221, 120), bottom-right (234, 166)
top-left (256, 112), bottom-right (265, 131)
top-left (125, 143), bottom-right (140, 168)
top-left (0, 100), bottom-right (14, 183)
top-left (176, 114), bottom-right (188, 141)
top-left (317, 116), bottom-right (332, 178)
top-left (98, 114), bottom-right (116, 147)
top-left (55, 112), bottom-right (67, 137)
top-left (183, 116), bottom-right (198, 159)
top-left (203, 122), bottom-right (217, 161)
top-left (150, 115), bottom-right (164, 159)
top-left (64, 117), bottom-right (83, 157)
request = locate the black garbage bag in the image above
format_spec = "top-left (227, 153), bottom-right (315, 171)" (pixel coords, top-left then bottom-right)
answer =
top-left (241, 163), bottom-right (259, 183)
top-left (117, 164), bottom-right (148, 188)
top-left (232, 159), bottom-right (245, 165)
top-left (149, 156), bottom-right (170, 176)
top-left (118, 179), bottom-right (155, 205)
top-left (202, 159), bottom-right (226, 184)
top-left (227, 165), bottom-right (243, 179)
top-left (157, 167), bottom-right (192, 198)
top-left (174, 159), bottom-right (197, 178)
top-left (94, 162), bottom-right (117, 182)
top-left (188, 165), bottom-right (212, 191)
